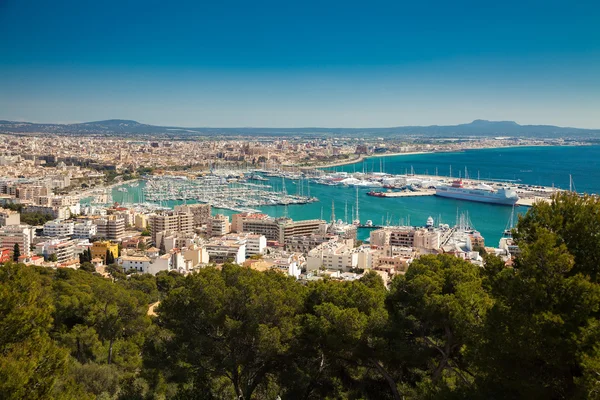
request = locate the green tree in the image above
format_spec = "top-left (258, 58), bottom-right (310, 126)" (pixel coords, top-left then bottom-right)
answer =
top-left (473, 228), bottom-right (600, 398)
top-left (89, 280), bottom-right (150, 366)
top-left (106, 264), bottom-right (125, 280)
top-left (515, 192), bottom-right (600, 281)
top-left (12, 243), bottom-right (20, 262)
top-left (49, 253), bottom-right (58, 262)
top-left (105, 249), bottom-right (115, 265)
top-left (386, 255), bottom-right (493, 396)
top-left (0, 263), bottom-right (70, 399)
top-left (79, 262), bottom-right (95, 273)
top-left (283, 271), bottom-right (394, 399)
top-left (156, 264), bottom-right (305, 399)
top-left (158, 236), bottom-right (166, 255)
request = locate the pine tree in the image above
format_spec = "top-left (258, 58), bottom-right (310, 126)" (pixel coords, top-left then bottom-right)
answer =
top-left (12, 243), bottom-right (20, 262)
top-left (105, 249), bottom-right (115, 265)
top-left (159, 236), bottom-right (166, 255)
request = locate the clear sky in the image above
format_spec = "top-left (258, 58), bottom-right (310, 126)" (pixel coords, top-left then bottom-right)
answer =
top-left (0, 0), bottom-right (599, 128)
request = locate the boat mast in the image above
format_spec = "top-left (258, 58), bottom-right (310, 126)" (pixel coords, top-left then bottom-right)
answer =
top-left (331, 200), bottom-right (335, 224)
top-left (345, 200), bottom-right (348, 224)
top-left (355, 186), bottom-right (360, 224)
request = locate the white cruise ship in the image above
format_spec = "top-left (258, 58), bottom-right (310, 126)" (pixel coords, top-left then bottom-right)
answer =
top-left (435, 179), bottom-right (518, 206)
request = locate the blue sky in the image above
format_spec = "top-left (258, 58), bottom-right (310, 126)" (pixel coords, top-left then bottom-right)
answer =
top-left (0, 0), bottom-right (599, 128)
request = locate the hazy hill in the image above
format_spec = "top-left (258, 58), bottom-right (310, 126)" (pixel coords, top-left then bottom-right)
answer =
top-left (0, 119), bottom-right (598, 138)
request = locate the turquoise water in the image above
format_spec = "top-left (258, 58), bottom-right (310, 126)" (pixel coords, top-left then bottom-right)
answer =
top-left (329, 145), bottom-right (600, 193)
top-left (111, 146), bottom-right (600, 247)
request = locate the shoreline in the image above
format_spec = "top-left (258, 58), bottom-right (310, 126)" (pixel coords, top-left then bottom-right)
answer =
top-left (315, 151), bottom-right (433, 168)
top-left (313, 143), bottom-right (588, 169)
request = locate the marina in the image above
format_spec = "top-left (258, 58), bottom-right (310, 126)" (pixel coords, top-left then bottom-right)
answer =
top-left (95, 146), bottom-right (599, 246)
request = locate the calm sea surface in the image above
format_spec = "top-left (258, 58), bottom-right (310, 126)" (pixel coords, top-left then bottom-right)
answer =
top-left (112, 145), bottom-right (600, 247)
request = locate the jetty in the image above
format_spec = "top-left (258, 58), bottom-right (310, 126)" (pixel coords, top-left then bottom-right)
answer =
top-left (367, 190), bottom-right (436, 198)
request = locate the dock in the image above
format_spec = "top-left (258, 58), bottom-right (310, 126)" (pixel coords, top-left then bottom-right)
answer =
top-left (516, 197), bottom-right (550, 207)
top-left (369, 189), bottom-right (551, 207)
top-left (370, 189), bottom-right (436, 198)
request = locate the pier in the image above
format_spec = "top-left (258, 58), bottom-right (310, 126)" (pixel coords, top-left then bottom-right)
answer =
top-left (368, 189), bottom-right (436, 198)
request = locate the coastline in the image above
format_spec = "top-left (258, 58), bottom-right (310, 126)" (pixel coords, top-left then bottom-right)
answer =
top-left (313, 143), bottom-right (587, 169)
top-left (315, 151), bottom-right (433, 169)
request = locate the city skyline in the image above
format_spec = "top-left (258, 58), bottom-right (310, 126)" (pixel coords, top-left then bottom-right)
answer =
top-left (1, 0), bottom-right (599, 128)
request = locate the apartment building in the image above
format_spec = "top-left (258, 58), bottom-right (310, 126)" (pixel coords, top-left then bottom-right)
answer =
top-left (208, 214), bottom-right (230, 236)
top-left (43, 220), bottom-right (74, 238)
top-left (285, 233), bottom-right (338, 253)
top-left (36, 238), bottom-right (76, 263)
top-left (277, 218), bottom-right (327, 243)
top-left (148, 211), bottom-right (193, 244)
top-left (413, 228), bottom-right (441, 251)
top-left (91, 241), bottom-right (119, 262)
top-left (370, 228), bottom-right (416, 248)
top-left (234, 213), bottom-right (326, 244)
top-left (94, 215), bottom-right (125, 240)
top-left (134, 214), bottom-right (148, 229)
top-left (306, 241), bottom-right (358, 271)
top-left (0, 207), bottom-right (20, 227)
top-left (245, 234), bottom-right (267, 256)
top-left (73, 220), bottom-right (97, 239)
top-left (174, 203), bottom-right (211, 227)
top-left (239, 215), bottom-right (279, 240)
top-left (156, 230), bottom-right (197, 253)
top-left (0, 224), bottom-right (35, 256)
top-left (204, 239), bottom-right (246, 264)
top-left (16, 184), bottom-right (49, 201)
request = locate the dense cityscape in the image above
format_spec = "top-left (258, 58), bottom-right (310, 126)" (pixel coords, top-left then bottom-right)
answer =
top-left (2, 0), bottom-right (600, 398)
top-left (1, 129), bottom-right (572, 282)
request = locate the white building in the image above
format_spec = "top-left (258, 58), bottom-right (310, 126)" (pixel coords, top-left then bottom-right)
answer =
top-left (73, 220), bottom-right (98, 239)
top-left (306, 240), bottom-right (360, 271)
top-left (43, 220), bottom-right (75, 238)
top-left (244, 234), bottom-right (267, 256)
top-left (36, 238), bottom-right (76, 263)
top-left (120, 255), bottom-right (152, 273)
top-left (205, 240), bottom-right (246, 264)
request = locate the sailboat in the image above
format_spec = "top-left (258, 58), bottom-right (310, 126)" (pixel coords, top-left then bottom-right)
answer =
top-left (503, 204), bottom-right (516, 237)
top-left (352, 186), bottom-right (360, 225)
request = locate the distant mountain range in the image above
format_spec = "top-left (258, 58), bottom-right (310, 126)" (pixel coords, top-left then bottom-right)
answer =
top-left (0, 119), bottom-right (599, 138)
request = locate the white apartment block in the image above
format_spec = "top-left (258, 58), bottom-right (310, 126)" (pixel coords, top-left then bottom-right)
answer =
top-left (204, 240), bottom-right (246, 264)
top-left (43, 220), bottom-right (75, 238)
top-left (233, 213), bottom-right (326, 243)
top-left (36, 238), bottom-right (76, 263)
top-left (307, 241), bottom-right (359, 272)
top-left (245, 234), bottom-right (266, 256)
top-left (73, 220), bottom-right (98, 239)
top-left (156, 230), bottom-right (197, 253)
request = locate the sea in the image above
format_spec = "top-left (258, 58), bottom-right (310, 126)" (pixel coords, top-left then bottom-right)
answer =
top-left (110, 145), bottom-right (600, 247)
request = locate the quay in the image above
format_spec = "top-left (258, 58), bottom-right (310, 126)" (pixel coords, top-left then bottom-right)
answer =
top-left (368, 189), bottom-right (436, 198)
top-left (367, 188), bottom-right (550, 208)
